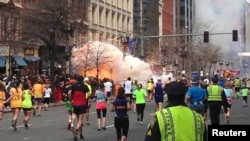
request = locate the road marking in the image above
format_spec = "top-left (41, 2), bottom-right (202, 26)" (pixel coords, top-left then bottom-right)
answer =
top-left (8, 124), bottom-right (32, 129)
top-left (106, 124), bottom-right (114, 128)
top-left (89, 112), bottom-right (96, 114)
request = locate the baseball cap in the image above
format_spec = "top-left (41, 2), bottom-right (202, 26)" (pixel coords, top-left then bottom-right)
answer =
top-left (84, 77), bottom-right (89, 82)
top-left (165, 81), bottom-right (188, 96)
top-left (204, 79), bottom-right (209, 85)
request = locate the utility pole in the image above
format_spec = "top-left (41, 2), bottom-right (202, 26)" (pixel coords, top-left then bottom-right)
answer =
top-left (140, 0), bottom-right (144, 57)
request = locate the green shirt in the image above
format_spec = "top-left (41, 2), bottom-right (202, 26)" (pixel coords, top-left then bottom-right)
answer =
top-left (241, 88), bottom-right (249, 97)
top-left (22, 90), bottom-right (32, 108)
top-left (134, 88), bottom-right (147, 104)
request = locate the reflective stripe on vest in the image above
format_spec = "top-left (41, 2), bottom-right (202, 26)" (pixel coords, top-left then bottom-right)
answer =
top-left (156, 106), bottom-right (204, 141)
top-left (207, 85), bottom-right (223, 101)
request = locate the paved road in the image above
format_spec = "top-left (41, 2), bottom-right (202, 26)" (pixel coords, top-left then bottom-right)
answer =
top-left (0, 101), bottom-right (154, 141)
top-left (0, 96), bottom-right (249, 141)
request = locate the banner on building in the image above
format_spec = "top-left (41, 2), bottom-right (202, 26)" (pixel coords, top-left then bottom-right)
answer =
top-left (217, 70), bottom-right (240, 77)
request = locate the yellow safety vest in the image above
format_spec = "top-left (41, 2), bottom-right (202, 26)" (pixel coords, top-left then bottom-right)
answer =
top-left (207, 85), bottom-right (223, 101)
top-left (234, 79), bottom-right (240, 87)
top-left (84, 83), bottom-right (92, 98)
top-left (155, 106), bottom-right (205, 141)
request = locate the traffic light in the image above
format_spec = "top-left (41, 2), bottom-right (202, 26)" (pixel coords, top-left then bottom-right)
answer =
top-left (204, 31), bottom-right (209, 43)
top-left (232, 30), bottom-right (238, 41)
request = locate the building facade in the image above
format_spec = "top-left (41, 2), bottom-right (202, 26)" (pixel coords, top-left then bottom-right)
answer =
top-left (87, 0), bottom-right (133, 49)
top-left (175, 0), bottom-right (194, 74)
top-left (133, 0), bottom-right (160, 59)
top-left (0, 0), bottom-right (40, 76)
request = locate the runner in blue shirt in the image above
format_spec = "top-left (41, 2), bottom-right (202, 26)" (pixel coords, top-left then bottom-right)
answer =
top-left (185, 77), bottom-right (207, 118)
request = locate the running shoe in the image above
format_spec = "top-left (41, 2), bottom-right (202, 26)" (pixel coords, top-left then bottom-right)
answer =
top-left (67, 123), bottom-right (71, 130)
top-left (33, 110), bottom-right (36, 116)
top-left (23, 120), bottom-right (28, 129)
top-left (79, 135), bottom-right (85, 141)
top-left (140, 121), bottom-right (143, 125)
top-left (73, 129), bottom-right (78, 141)
top-left (69, 127), bottom-right (74, 131)
top-left (11, 120), bottom-right (17, 131)
top-left (97, 128), bottom-right (101, 131)
top-left (11, 120), bottom-right (15, 128)
top-left (102, 126), bottom-right (107, 130)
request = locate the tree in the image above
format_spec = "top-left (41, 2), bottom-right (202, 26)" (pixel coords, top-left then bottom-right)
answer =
top-left (188, 19), bottom-right (223, 76)
top-left (20, 0), bottom-right (88, 101)
top-left (71, 41), bottom-right (113, 80)
top-left (71, 44), bottom-right (95, 75)
top-left (89, 42), bottom-right (113, 80)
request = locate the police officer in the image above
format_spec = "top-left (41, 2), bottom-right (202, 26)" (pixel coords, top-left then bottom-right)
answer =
top-left (207, 76), bottom-right (229, 125)
top-left (144, 81), bottom-right (207, 141)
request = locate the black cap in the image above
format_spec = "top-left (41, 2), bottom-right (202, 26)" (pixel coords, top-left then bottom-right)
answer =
top-left (212, 76), bottom-right (219, 83)
top-left (165, 81), bottom-right (188, 96)
top-left (77, 75), bottom-right (83, 82)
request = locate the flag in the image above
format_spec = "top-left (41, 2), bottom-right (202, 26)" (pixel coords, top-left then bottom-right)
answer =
top-left (128, 37), bottom-right (136, 55)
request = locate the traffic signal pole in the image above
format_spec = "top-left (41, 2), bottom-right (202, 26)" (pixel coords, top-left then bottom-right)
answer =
top-left (140, 31), bottom-right (236, 57)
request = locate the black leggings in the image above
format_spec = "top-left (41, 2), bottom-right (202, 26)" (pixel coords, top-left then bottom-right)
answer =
top-left (136, 103), bottom-right (145, 122)
top-left (114, 117), bottom-right (129, 140)
top-left (96, 109), bottom-right (107, 119)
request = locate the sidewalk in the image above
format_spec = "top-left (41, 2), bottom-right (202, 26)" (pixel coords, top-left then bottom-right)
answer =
top-left (3, 102), bottom-right (65, 113)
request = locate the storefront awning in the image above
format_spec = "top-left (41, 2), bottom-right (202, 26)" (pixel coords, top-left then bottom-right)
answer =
top-left (24, 56), bottom-right (40, 61)
top-left (14, 56), bottom-right (27, 67)
top-left (0, 56), bottom-right (6, 67)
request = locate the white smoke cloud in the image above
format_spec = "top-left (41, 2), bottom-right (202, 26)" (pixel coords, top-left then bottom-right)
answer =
top-left (71, 41), bottom-right (154, 86)
top-left (195, 0), bottom-right (245, 59)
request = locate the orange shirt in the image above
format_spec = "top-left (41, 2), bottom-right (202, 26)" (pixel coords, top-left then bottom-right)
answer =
top-left (10, 87), bottom-right (23, 108)
top-left (32, 84), bottom-right (44, 98)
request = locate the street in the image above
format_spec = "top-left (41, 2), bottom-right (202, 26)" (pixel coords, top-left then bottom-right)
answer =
top-left (0, 96), bottom-right (249, 141)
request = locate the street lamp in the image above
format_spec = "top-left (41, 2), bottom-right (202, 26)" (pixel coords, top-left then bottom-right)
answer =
top-left (219, 60), bottom-right (223, 70)
top-left (225, 61), bottom-right (230, 70)
top-left (243, 63), bottom-right (248, 76)
top-left (180, 47), bottom-right (188, 71)
top-left (212, 60), bottom-right (217, 75)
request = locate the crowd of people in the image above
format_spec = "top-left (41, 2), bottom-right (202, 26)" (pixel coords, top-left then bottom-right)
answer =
top-left (0, 73), bottom-right (249, 141)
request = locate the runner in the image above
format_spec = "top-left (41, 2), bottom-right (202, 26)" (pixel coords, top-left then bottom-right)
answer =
top-left (241, 85), bottom-right (249, 107)
top-left (32, 79), bottom-right (44, 116)
top-left (131, 79), bottom-right (138, 113)
top-left (223, 81), bottom-right (234, 124)
top-left (63, 79), bottom-right (75, 131)
top-left (153, 77), bottom-right (165, 112)
top-left (95, 84), bottom-right (107, 131)
top-left (43, 84), bottom-right (52, 111)
top-left (124, 77), bottom-right (133, 104)
top-left (133, 83), bottom-right (147, 125)
top-left (5, 81), bottom-right (23, 131)
top-left (0, 82), bottom-right (6, 122)
top-left (185, 77), bottom-right (207, 117)
top-left (146, 79), bottom-right (154, 102)
top-left (21, 82), bottom-right (33, 129)
top-left (68, 75), bottom-right (89, 141)
top-left (111, 87), bottom-right (131, 141)
top-left (103, 79), bottom-right (112, 103)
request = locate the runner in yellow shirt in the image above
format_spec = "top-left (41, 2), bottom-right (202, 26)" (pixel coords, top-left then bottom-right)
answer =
top-left (5, 81), bottom-right (23, 131)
